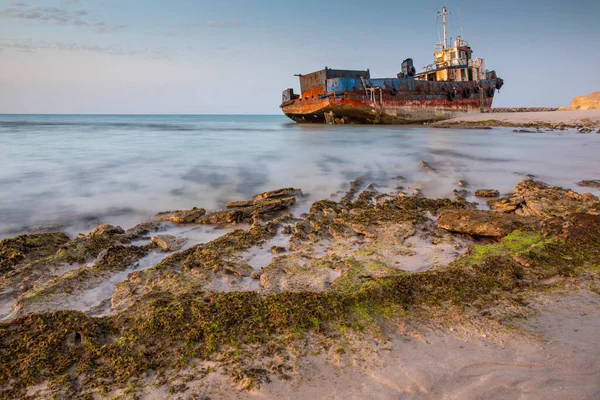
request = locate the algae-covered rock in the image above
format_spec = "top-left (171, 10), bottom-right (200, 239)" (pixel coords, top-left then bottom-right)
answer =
top-left (226, 200), bottom-right (255, 208)
top-left (260, 255), bottom-right (339, 293)
top-left (577, 180), bottom-right (600, 189)
top-left (437, 209), bottom-right (536, 237)
top-left (253, 188), bottom-right (302, 201)
top-left (0, 232), bottom-right (70, 274)
top-left (199, 196), bottom-right (297, 225)
top-left (454, 189), bottom-right (469, 201)
top-left (475, 189), bottom-right (500, 198)
top-left (58, 224), bottom-right (130, 264)
top-left (155, 207), bottom-right (206, 224)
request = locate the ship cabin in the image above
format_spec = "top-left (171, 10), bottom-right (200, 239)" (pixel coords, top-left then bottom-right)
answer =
top-left (281, 68), bottom-right (370, 106)
top-left (415, 37), bottom-right (487, 83)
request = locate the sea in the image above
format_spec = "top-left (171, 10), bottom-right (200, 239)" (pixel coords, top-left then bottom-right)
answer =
top-left (1, 114), bottom-right (599, 239)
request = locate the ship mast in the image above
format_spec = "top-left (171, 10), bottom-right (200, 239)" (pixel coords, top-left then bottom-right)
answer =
top-left (437, 6), bottom-right (451, 49)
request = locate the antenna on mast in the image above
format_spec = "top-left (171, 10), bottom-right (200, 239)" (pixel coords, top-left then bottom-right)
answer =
top-left (458, 5), bottom-right (464, 38)
top-left (437, 6), bottom-right (451, 49)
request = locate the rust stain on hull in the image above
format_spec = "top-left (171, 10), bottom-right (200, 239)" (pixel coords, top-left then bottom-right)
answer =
top-left (282, 83), bottom-right (497, 124)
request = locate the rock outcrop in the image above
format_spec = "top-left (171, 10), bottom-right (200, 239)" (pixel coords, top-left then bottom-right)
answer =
top-left (488, 180), bottom-right (600, 218)
top-left (569, 91), bottom-right (600, 110)
top-left (577, 180), bottom-right (600, 189)
top-left (151, 235), bottom-right (186, 252)
top-left (155, 207), bottom-right (206, 224)
top-left (437, 209), bottom-right (535, 237)
top-left (475, 189), bottom-right (500, 198)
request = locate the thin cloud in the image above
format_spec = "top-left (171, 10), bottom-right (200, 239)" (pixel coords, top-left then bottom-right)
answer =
top-left (0, 3), bottom-right (125, 33)
top-left (0, 38), bottom-right (171, 59)
top-left (206, 20), bottom-right (242, 28)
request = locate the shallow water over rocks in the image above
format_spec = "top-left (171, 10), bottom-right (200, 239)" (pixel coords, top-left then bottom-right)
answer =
top-left (1, 114), bottom-right (599, 239)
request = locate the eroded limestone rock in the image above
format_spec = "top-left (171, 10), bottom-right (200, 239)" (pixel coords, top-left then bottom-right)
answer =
top-left (151, 235), bottom-right (186, 252)
top-left (488, 180), bottom-right (600, 218)
top-left (437, 209), bottom-right (536, 237)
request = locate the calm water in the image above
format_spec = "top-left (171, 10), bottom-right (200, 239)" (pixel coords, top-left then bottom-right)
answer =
top-left (1, 114), bottom-right (599, 239)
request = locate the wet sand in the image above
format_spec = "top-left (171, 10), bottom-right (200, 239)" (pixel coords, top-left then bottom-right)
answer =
top-left (438, 110), bottom-right (600, 127)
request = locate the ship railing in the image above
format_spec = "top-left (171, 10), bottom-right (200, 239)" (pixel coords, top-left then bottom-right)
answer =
top-left (422, 64), bottom-right (436, 72)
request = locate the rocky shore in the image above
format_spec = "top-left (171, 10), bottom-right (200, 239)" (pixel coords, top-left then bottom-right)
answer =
top-left (1, 174), bottom-right (600, 399)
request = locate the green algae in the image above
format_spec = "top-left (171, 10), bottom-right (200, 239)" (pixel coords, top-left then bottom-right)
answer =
top-left (2, 223), bottom-right (599, 398)
top-left (467, 230), bottom-right (545, 263)
top-left (0, 232), bottom-right (70, 274)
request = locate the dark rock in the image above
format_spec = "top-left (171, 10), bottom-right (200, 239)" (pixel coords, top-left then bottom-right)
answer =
top-left (341, 178), bottom-right (363, 205)
top-left (126, 221), bottom-right (160, 239)
top-left (562, 213), bottom-right (600, 243)
top-left (250, 271), bottom-right (262, 280)
top-left (90, 224), bottom-right (125, 237)
top-left (270, 246), bottom-right (286, 254)
top-left (420, 161), bottom-right (437, 173)
top-left (437, 209), bottom-right (535, 237)
top-left (475, 189), bottom-right (500, 198)
top-left (253, 188), bottom-right (302, 201)
top-left (577, 180), bottom-right (600, 189)
top-left (457, 180), bottom-right (468, 187)
top-left (453, 189), bottom-right (469, 201)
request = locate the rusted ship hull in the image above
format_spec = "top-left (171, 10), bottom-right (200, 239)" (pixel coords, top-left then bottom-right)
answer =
top-left (281, 77), bottom-right (499, 124)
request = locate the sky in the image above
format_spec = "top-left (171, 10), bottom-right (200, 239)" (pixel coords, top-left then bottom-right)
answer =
top-left (0, 0), bottom-right (599, 114)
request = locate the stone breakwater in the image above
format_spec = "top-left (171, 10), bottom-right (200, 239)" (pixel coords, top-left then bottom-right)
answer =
top-left (0, 177), bottom-right (599, 398)
top-left (489, 107), bottom-right (558, 113)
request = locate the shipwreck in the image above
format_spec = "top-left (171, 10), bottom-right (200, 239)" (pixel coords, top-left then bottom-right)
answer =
top-left (280, 6), bottom-right (504, 124)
